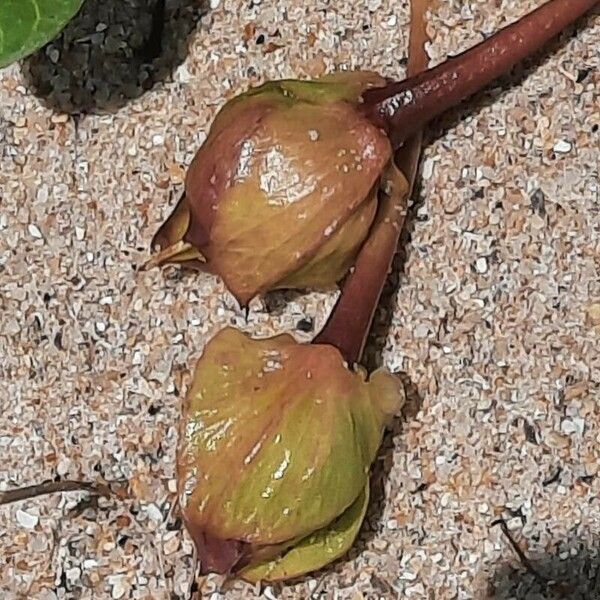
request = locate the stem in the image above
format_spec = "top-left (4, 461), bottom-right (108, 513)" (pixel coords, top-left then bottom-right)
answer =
top-left (317, 0), bottom-right (597, 363)
top-left (0, 480), bottom-right (111, 506)
top-left (362, 0), bottom-right (599, 148)
top-left (314, 0), bottom-right (430, 364)
top-left (313, 168), bottom-right (413, 364)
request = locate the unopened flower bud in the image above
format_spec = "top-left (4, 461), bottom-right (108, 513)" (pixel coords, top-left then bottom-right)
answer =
top-left (178, 327), bottom-right (404, 580)
top-left (151, 72), bottom-right (392, 304)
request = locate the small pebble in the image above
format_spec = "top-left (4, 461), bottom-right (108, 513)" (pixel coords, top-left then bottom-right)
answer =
top-left (50, 113), bottom-right (69, 124)
top-left (28, 224), bottom-right (43, 239)
top-left (263, 586), bottom-right (278, 600)
top-left (48, 48), bottom-right (60, 63)
top-left (422, 158), bottom-right (435, 179)
top-left (145, 503), bottom-right (164, 523)
top-left (475, 257), bottom-right (488, 273)
top-left (163, 534), bottom-right (180, 555)
top-left (16, 509), bottom-right (38, 529)
top-left (553, 139), bottom-right (572, 153)
top-left (111, 581), bottom-right (126, 599)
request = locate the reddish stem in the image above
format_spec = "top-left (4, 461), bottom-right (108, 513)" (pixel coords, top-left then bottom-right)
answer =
top-left (362, 0), bottom-right (599, 148)
top-left (312, 170), bottom-right (414, 365)
top-left (314, 0), bottom-right (430, 364)
top-left (317, 0), bottom-right (598, 364)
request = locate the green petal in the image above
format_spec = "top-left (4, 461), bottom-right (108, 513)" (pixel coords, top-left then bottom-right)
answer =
top-left (277, 191), bottom-right (377, 291)
top-left (240, 484), bottom-right (370, 583)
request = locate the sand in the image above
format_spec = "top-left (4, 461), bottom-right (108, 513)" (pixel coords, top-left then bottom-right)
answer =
top-left (0, 0), bottom-right (599, 598)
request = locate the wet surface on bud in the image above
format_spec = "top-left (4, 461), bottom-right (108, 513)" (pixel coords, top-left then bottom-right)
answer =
top-left (177, 327), bottom-right (404, 579)
top-left (151, 72), bottom-right (392, 304)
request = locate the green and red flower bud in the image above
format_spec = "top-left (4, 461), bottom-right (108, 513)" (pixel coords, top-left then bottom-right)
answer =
top-left (177, 327), bottom-right (404, 580)
top-left (151, 72), bottom-right (392, 304)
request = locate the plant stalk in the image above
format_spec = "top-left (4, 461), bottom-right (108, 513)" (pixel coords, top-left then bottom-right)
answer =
top-left (314, 0), bottom-right (430, 364)
top-left (317, 0), bottom-right (598, 364)
top-left (362, 0), bottom-right (599, 149)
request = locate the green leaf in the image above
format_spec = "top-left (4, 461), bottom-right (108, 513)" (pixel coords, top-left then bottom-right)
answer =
top-left (0, 0), bottom-right (85, 69)
top-left (240, 484), bottom-right (370, 583)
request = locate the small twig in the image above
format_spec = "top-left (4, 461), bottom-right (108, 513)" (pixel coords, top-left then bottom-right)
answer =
top-left (0, 480), bottom-right (111, 506)
top-left (492, 518), bottom-right (549, 586)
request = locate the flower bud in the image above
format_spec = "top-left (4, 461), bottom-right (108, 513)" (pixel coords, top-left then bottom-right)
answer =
top-left (151, 72), bottom-right (392, 304)
top-left (178, 327), bottom-right (404, 581)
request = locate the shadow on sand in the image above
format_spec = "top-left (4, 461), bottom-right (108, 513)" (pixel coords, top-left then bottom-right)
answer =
top-left (24, 0), bottom-right (207, 114)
